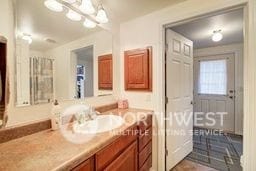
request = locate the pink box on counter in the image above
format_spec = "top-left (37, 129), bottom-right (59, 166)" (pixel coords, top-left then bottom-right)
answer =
top-left (118, 99), bottom-right (129, 109)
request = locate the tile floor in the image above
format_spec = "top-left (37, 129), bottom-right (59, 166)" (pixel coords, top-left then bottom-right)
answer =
top-left (186, 128), bottom-right (243, 171)
top-left (171, 159), bottom-right (217, 171)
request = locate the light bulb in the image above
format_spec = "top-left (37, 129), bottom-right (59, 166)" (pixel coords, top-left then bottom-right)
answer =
top-left (79, 0), bottom-right (95, 15)
top-left (22, 34), bottom-right (32, 44)
top-left (96, 6), bottom-right (108, 23)
top-left (63, 0), bottom-right (76, 4)
top-left (83, 18), bottom-right (96, 28)
top-left (44, 0), bottom-right (63, 12)
top-left (212, 30), bottom-right (223, 42)
top-left (66, 9), bottom-right (81, 21)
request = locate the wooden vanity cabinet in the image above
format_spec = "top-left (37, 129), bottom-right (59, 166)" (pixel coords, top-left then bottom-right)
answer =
top-left (98, 54), bottom-right (113, 90)
top-left (72, 157), bottom-right (95, 171)
top-left (124, 47), bottom-right (152, 91)
top-left (104, 141), bottom-right (138, 171)
top-left (72, 114), bottom-right (153, 171)
top-left (95, 125), bottom-right (138, 171)
top-left (137, 115), bottom-right (153, 171)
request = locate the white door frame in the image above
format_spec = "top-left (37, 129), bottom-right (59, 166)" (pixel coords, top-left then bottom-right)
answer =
top-left (156, 3), bottom-right (255, 171)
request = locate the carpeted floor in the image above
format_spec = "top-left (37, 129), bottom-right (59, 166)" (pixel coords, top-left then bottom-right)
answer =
top-left (186, 128), bottom-right (243, 171)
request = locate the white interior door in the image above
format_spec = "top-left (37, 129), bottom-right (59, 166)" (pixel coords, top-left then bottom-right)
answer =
top-left (166, 29), bottom-right (193, 170)
top-left (194, 54), bottom-right (235, 132)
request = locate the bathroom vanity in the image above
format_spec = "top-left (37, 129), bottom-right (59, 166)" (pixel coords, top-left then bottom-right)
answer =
top-left (0, 108), bottom-right (153, 171)
top-left (73, 111), bottom-right (152, 171)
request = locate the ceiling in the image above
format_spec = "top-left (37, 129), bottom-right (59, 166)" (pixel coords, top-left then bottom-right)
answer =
top-left (171, 9), bottom-right (244, 49)
top-left (15, 0), bottom-right (186, 51)
top-left (102, 0), bottom-right (186, 22)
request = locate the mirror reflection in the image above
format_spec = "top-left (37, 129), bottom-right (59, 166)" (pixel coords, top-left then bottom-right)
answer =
top-left (15, 0), bottom-right (113, 107)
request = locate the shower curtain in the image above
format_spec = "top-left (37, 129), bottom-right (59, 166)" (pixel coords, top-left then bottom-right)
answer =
top-left (30, 57), bottom-right (54, 105)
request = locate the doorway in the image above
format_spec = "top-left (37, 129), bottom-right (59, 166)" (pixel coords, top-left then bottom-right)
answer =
top-left (0, 37), bottom-right (7, 127)
top-left (165, 8), bottom-right (244, 171)
top-left (72, 45), bottom-right (94, 99)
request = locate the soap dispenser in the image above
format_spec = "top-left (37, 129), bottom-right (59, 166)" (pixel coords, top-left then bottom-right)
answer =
top-left (51, 100), bottom-right (61, 130)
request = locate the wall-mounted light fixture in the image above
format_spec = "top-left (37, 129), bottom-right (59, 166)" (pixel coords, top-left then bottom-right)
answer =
top-left (44, 0), bottom-right (109, 29)
top-left (22, 33), bottom-right (33, 44)
top-left (44, 0), bottom-right (63, 12)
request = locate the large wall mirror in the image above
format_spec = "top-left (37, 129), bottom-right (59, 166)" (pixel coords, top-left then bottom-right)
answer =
top-left (14, 0), bottom-right (113, 107)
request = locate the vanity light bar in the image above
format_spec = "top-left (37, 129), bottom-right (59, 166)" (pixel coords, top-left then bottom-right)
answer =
top-left (57, 0), bottom-right (99, 23)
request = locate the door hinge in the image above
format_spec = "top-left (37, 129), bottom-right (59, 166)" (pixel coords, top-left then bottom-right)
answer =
top-left (165, 149), bottom-right (168, 156)
top-left (165, 96), bottom-right (169, 104)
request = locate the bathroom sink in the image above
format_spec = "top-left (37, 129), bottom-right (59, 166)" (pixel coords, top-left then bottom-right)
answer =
top-left (73, 115), bottom-right (124, 134)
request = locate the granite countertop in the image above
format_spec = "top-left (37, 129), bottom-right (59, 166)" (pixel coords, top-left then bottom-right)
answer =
top-left (0, 108), bottom-right (152, 171)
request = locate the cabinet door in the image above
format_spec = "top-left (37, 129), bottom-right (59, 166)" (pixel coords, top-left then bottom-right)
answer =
top-left (98, 54), bottom-right (113, 90)
top-left (104, 141), bottom-right (138, 171)
top-left (72, 157), bottom-right (94, 171)
top-left (96, 125), bottom-right (138, 170)
top-left (124, 47), bottom-right (152, 91)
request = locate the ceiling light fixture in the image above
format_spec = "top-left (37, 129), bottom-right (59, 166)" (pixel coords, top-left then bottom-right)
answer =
top-left (66, 9), bottom-right (82, 21)
top-left (212, 30), bottom-right (223, 42)
top-left (96, 5), bottom-right (108, 23)
top-left (22, 34), bottom-right (33, 44)
top-left (83, 18), bottom-right (96, 28)
top-left (79, 0), bottom-right (95, 15)
top-left (62, 0), bottom-right (76, 4)
top-left (44, 0), bottom-right (63, 12)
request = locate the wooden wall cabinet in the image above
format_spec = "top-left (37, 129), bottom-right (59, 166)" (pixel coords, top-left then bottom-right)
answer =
top-left (124, 47), bottom-right (152, 91)
top-left (98, 54), bottom-right (113, 90)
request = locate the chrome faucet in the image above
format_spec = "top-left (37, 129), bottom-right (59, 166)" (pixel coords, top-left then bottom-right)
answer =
top-left (88, 106), bottom-right (100, 120)
top-left (76, 107), bottom-right (100, 124)
top-left (76, 110), bottom-right (87, 125)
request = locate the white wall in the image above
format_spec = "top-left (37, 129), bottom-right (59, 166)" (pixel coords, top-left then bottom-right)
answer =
top-left (194, 43), bottom-right (244, 135)
top-left (45, 30), bottom-right (113, 100)
top-left (118, 0), bottom-right (251, 170)
top-left (29, 50), bottom-right (45, 58)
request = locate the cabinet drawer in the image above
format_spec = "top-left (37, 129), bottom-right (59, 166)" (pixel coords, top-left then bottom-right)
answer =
top-left (104, 141), bottom-right (138, 171)
top-left (139, 154), bottom-right (152, 171)
top-left (138, 128), bottom-right (152, 152)
top-left (72, 157), bottom-right (94, 171)
top-left (138, 115), bottom-right (152, 133)
top-left (138, 141), bottom-right (152, 169)
top-left (96, 125), bottom-right (137, 170)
